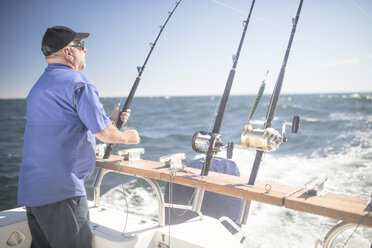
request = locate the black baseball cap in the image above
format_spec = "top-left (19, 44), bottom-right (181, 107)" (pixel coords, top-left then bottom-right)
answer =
top-left (41, 26), bottom-right (90, 56)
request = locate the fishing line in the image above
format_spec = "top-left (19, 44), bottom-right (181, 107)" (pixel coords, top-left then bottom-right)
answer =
top-left (208, 95), bottom-right (223, 133)
top-left (168, 168), bottom-right (198, 217)
top-left (119, 178), bottom-right (130, 238)
top-left (348, 0), bottom-right (372, 20)
top-left (114, 159), bottom-right (130, 238)
top-left (167, 168), bottom-right (199, 246)
top-left (210, 0), bottom-right (246, 15)
top-left (209, 0), bottom-right (291, 33)
top-left (210, 0), bottom-right (329, 55)
top-left (340, 211), bottom-right (371, 248)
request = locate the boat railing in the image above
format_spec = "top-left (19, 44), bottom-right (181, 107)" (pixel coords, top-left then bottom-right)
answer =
top-left (93, 146), bottom-right (250, 245)
top-left (93, 146), bottom-right (204, 228)
top-left (315, 222), bottom-right (364, 248)
top-left (94, 145), bottom-right (371, 247)
top-left (93, 165), bottom-right (166, 226)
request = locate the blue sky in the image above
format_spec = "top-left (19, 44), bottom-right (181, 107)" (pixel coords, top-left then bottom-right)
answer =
top-left (0, 0), bottom-right (371, 98)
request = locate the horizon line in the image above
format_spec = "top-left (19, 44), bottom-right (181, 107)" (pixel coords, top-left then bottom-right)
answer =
top-left (1, 91), bottom-right (371, 100)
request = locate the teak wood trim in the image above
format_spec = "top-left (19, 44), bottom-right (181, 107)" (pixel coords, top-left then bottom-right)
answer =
top-left (96, 156), bottom-right (371, 227)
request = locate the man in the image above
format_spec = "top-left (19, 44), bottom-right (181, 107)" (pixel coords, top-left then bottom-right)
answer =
top-left (17, 26), bottom-right (140, 248)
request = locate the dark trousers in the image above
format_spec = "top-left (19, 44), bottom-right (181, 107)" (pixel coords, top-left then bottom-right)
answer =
top-left (26, 196), bottom-right (92, 248)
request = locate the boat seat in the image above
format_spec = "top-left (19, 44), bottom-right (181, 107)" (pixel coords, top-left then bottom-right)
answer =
top-left (164, 157), bottom-right (242, 233)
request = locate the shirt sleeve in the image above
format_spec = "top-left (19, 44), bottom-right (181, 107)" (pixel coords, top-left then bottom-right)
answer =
top-left (74, 82), bottom-right (111, 134)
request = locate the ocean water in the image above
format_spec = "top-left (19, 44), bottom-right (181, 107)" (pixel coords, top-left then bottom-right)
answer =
top-left (0, 93), bottom-right (371, 247)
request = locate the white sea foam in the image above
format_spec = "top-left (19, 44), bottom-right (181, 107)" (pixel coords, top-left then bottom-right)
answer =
top-left (248, 119), bottom-right (266, 126)
top-left (329, 112), bottom-right (369, 122)
top-left (301, 117), bottom-right (320, 122)
top-left (350, 93), bottom-right (361, 99)
top-left (230, 145), bottom-right (371, 247)
top-left (101, 180), bottom-right (159, 220)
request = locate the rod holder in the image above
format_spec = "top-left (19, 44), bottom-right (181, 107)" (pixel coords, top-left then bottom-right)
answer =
top-left (95, 143), bottom-right (107, 157)
top-left (118, 148), bottom-right (145, 161)
top-left (159, 153), bottom-right (186, 170)
top-left (304, 176), bottom-right (327, 196)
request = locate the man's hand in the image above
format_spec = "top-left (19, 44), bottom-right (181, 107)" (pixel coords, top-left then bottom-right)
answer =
top-left (110, 103), bottom-right (131, 126)
top-left (95, 103), bottom-right (140, 144)
top-left (122, 130), bottom-right (140, 144)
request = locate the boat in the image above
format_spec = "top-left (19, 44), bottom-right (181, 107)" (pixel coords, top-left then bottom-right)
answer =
top-left (1, 144), bottom-right (371, 248)
top-left (1, 0), bottom-right (371, 246)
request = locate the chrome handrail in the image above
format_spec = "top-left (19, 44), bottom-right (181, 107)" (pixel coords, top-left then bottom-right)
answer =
top-left (93, 168), bottom-right (108, 207)
top-left (315, 221), bottom-right (357, 248)
top-left (92, 167), bottom-right (166, 226)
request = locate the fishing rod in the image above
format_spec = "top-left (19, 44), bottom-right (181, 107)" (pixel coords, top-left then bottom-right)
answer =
top-left (103, 0), bottom-right (183, 159)
top-left (191, 0), bottom-right (256, 177)
top-left (239, 0), bottom-right (303, 224)
top-left (245, 0), bottom-right (303, 184)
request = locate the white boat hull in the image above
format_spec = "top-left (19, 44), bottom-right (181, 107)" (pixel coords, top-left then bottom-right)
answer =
top-left (1, 204), bottom-right (244, 248)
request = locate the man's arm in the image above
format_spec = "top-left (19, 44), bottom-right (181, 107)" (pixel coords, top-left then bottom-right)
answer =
top-left (95, 125), bottom-right (140, 144)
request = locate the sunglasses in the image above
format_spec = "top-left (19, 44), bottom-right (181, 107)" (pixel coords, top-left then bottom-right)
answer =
top-left (66, 40), bottom-right (85, 50)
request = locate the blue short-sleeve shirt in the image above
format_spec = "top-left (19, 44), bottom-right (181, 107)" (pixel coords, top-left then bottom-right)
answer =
top-left (18, 63), bottom-right (111, 207)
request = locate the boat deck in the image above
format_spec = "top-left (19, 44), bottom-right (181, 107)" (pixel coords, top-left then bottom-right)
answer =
top-left (96, 155), bottom-right (372, 228)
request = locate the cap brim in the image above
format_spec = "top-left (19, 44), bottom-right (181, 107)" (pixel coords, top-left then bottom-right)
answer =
top-left (75, 32), bottom-right (90, 40)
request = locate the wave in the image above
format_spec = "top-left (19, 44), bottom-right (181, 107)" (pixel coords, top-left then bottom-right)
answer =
top-left (100, 180), bottom-right (159, 221)
top-left (232, 145), bottom-right (370, 197)
top-left (302, 117), bottom-right (322, 123)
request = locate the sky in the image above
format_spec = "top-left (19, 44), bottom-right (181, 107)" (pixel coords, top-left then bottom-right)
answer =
top-left (0, 0), bottom-right (371, 99)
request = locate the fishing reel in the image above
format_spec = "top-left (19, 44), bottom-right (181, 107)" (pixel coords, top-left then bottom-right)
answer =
top-left (192, 131), bottom-right (234, 159)
top-left (241, 116), bottom-right (300, 152)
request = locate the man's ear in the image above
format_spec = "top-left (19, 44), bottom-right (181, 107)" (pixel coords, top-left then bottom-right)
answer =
top-left (62, 47), bottom-right (74, 61)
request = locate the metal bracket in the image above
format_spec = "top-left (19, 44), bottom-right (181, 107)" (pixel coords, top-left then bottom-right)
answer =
top-left (159, 153), bottom-right (186, 170)
top-left (219, 216), bottom-right (250, 245)
top-left (95, 143), bottom-right (107, 157)
top-left (366, 194), bottom-right (372, 211)
top-left (304, 176), bottom-right (327, 196)
top-left (118, 148), bottom-right (145, 161)
top-left (283, 176), bottom-right (327, 205)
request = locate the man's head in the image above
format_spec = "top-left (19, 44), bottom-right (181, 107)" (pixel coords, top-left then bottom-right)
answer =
top-left (42, 26), bottom-right (90, 71)
top-left (42, 26), bottom-right (89, 56)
